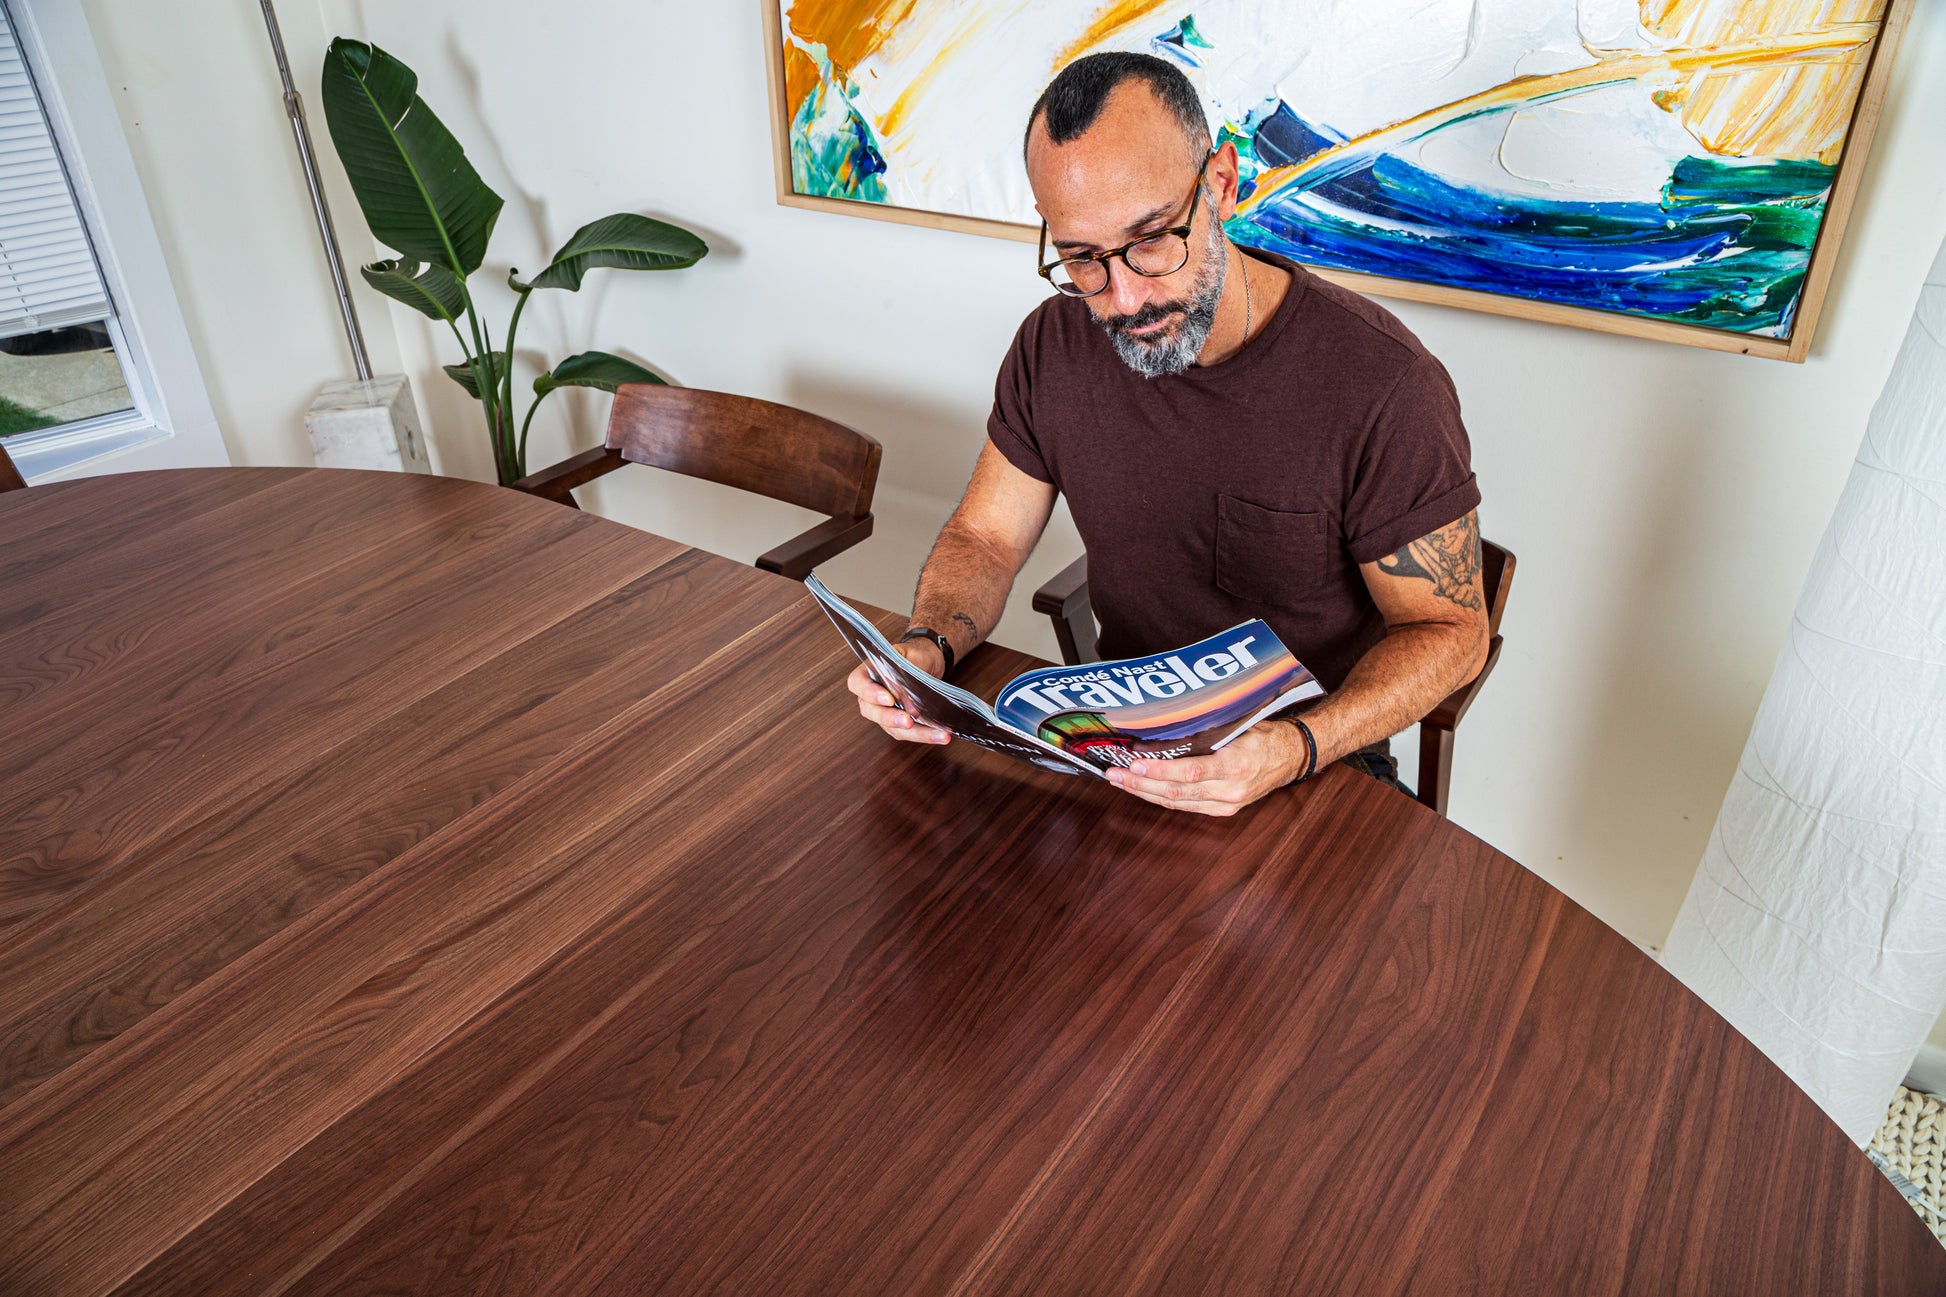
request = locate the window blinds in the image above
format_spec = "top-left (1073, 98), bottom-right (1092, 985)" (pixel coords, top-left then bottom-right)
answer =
top-left (0, 5), bottom-right (110, 341)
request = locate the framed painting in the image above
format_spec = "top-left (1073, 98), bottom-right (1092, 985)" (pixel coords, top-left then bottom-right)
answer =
top-left (762, 0), bottom-right (1913, 362)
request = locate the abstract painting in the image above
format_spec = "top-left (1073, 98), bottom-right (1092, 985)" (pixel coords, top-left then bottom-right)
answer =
top-left (764, 0), bottom-right (1911, 360)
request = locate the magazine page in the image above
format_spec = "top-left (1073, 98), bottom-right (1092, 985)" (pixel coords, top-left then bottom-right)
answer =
top-left (992, 622), bottom-right (1323, 771)
top-left (805, 575), bottom-right (1103, 779)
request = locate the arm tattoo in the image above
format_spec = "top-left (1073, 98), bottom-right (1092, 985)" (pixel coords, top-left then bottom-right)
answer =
top-left (1377, 510), bottom-right (1483, 612)
top-left (949, 611), bottom-right (980, 646)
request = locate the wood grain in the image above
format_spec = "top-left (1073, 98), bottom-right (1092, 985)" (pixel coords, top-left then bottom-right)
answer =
top-left (0, 468), bottom-right (1937, 1295)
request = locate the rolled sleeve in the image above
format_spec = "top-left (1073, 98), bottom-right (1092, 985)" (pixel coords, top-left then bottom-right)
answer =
top-left (986, 412), bottom-right (1054, 483)
top-left (1344, 356), bottom-right (1481, 564)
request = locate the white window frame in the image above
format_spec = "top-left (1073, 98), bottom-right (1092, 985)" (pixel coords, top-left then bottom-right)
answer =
top-left (0, 0), bottom-right (225, 482)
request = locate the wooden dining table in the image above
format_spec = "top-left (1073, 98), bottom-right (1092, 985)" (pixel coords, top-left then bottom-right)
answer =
top-left (0, 467), bottom-right (1939, 1295)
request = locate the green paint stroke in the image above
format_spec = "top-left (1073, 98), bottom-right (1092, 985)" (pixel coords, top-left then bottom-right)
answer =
top-left (788, 40), bottom-right (889, 204)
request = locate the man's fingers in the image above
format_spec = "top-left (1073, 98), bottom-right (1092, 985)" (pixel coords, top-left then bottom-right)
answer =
top-left (1121, 754), bottom-right (1242, 784)
top-left (1109, 768), bottom-right (1245, 805)
top-left (856, 698), bottom-right (950, 744)
top-left (1112, 781), bottom-right (1242, 817)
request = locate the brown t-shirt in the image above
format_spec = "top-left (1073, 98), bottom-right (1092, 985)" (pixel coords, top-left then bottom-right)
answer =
top-left (987, 254), bottom-right (1478, 691)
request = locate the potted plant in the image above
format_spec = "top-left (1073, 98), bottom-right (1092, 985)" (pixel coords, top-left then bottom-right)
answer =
top-left (318, 38), bottom-right (706, 485)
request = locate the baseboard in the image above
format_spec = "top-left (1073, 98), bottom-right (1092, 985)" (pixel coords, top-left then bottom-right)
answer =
top-left (1906, 1041), bottom-right (1946, 1097)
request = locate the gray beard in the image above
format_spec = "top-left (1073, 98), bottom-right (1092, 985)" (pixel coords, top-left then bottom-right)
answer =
top-left (1099, 212), bottom-right (1229, 379)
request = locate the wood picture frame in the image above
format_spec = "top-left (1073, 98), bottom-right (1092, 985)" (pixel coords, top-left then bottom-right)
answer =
top-left (762, 0), bottom-right (1913, 363)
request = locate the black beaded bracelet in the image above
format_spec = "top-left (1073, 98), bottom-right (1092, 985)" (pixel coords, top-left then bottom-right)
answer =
top-left (1292, 718), bottom-right (1319, 783)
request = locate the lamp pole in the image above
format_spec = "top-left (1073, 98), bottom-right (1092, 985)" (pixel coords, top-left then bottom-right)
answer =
top-left (259, 0), bottom-right (371, 382)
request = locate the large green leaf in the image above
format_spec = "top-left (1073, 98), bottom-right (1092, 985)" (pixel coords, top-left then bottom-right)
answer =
top-left (533, 351), bottom-right (667, 398)
top-left (525, 215), bottom-right (707, 291)
top-left (360, 258), bottom-right (466, 322)
top-left (442, 350), bottom-right (507, 400)
top-left (320, 39), bottom-right (502, 275)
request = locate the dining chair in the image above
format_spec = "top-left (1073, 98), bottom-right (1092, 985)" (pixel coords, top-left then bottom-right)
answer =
top-left (1032, 538), bottom-right (1517, 816)
top-left (513, 384), bottom-right (881, 581)
top-left (0, 440), bottom-right (25, 492)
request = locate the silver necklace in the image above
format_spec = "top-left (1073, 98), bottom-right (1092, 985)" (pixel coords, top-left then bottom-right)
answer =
top-left (1240, 248), bottom-right (1253, 348)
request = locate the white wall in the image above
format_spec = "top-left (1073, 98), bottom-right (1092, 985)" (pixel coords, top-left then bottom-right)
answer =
top-left (77, 0), bottom-right (407, 469)
top-left (81, 0), bottom-right (1946, 1001)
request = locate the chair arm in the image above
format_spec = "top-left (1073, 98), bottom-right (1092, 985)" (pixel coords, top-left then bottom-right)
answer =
top-left (1032, 554), bottom-right (1090, 619)
top-left (1422, 634), bottom-right (1502, 732)
top-left (511, 446), bottom-right (625, 507)
top-left (756, 513), bottom-right (873, 581)
top-left (1032, 554), bottom-right (1095, 666)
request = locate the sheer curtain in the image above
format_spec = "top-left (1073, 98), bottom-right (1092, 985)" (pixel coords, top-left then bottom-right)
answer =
top-left (1662, 233), bottom-right (1946, 1145)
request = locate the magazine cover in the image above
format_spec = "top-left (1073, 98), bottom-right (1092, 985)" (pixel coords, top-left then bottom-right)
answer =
top-left (807, 575), bottom-right (1323, 778)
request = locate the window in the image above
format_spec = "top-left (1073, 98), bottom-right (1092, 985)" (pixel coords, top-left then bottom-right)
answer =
top-left (0, 0), bottom-right (222, 482)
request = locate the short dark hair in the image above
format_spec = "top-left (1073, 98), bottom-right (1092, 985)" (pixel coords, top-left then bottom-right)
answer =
top-left (1024, 52), bottom-right (1210, 166)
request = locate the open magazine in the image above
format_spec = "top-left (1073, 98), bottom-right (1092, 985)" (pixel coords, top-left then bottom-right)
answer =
top-left (807, 574), bottom-right (1323, 780)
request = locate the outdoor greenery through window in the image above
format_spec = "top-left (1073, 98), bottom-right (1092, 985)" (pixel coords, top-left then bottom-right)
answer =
top-left (0, 0), bottom-right (132, 450)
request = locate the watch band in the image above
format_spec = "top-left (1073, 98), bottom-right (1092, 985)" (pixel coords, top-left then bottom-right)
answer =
top-left (898, 626), bottom-right (955, 678)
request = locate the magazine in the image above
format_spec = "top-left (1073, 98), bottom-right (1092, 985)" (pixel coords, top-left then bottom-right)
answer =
top-left (807, 574), bottom-right (1324, 780)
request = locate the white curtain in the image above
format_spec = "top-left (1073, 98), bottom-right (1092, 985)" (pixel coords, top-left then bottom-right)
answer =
top-left (1661, 234), bottom-right (1946, 1146)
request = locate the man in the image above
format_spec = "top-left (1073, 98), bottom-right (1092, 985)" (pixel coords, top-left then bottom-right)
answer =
top-left (848, 52), bottom-right (1488, 817)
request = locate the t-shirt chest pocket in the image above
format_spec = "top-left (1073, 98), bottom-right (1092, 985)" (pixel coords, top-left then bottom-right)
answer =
top-left (1213, 495), bottom-right (1332, 610)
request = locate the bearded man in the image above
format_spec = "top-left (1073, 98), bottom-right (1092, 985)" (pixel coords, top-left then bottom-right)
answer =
top-left (848, 51), bottom-right (1488, 816)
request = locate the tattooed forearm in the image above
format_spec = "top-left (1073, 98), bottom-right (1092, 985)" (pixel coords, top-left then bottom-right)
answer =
top-left (1377, 510), bottom-right (1483, 612)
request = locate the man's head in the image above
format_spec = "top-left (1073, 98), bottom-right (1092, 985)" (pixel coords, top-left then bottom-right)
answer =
top-left (1024, 53), bottom-right (1238, 378)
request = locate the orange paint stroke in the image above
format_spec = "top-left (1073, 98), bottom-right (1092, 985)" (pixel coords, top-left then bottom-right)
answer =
top-left (876, 0), bottom-right (1185, 147)
top-left (1234, 23), bottom-right (1878, 223)
top-left (1055, 0), bottom-right (1184, 69)
top-left (784, 0), bottom-right (920, 85)
top-left (1639, 0), bottom-right (1888, 163)
top-left (781, 43), bottom-right (821, 122)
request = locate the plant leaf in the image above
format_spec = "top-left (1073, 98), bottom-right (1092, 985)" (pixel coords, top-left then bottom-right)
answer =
top-left (533, 351), bottom-right (667, 397)
top-left (361, 258), bottom-right (466, 322)
top-left (527, 214), bottom-right (707, 291)
top-left (442, 350), bottom-right (507, 400)
top-left (319, 38), bottom-right (503, 275)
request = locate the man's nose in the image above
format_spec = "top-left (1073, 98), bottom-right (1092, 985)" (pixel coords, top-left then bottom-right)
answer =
top-left (1105, 257), bottom-right (1151, 316)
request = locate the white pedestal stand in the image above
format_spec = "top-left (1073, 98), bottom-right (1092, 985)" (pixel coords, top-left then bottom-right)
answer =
top-left (304, 374), bottom-right (431, 473)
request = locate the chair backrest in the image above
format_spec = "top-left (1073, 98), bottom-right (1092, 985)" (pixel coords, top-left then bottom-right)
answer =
top-left (1480, 538), bottom-right (1514, 637)
top-left (0, 440), bottom-right (25, 492)
top-left (604, 384), bottom-right (880, 520)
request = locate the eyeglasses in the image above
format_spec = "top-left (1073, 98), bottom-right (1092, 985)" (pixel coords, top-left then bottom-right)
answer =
top-left (1036, 156), bottom-right (1211, 299)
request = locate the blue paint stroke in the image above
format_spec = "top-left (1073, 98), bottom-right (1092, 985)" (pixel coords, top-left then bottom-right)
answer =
top-left (1223, 104), bottom-right (1832, 337)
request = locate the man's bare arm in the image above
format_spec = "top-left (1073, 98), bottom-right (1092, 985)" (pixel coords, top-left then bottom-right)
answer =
top-left (1108, 510), bottom-right (1489, 813)
top-left (907, 442), bottom-right (1058, 669)
top-left (847, 442), bottom-right (1056, 740)
top-left (1292, 509), bottom-right (1490, 769)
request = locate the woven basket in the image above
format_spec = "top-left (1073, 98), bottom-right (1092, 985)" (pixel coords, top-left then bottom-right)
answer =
top-left (1871, 1086), bottom-right (1945, 1245)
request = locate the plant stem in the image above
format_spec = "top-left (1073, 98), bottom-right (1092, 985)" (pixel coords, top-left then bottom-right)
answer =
top-left (458, 287), bottom-right (504, 482)
top-left (517, 389), bottom-right (550, 473)
top-left (501, 286), bottom-right (533, 478)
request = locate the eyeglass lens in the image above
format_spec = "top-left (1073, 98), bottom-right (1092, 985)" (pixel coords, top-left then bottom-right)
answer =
top-left (1050, 231), bottom-right (1191, 296)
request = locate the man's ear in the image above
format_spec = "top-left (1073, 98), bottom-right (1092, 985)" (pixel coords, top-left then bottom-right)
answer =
top-left (1211, 140), bottom-right (1242, 221)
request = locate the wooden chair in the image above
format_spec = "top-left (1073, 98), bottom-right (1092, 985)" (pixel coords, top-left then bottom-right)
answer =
top-left (1032, 539), bottom-right (1516, 816)
top-left (513, 384), bottom-right (881, 581)
top-left (0, 440), bottom-right (26, 492)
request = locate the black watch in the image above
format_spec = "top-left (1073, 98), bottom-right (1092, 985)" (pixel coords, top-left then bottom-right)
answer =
top-left (897, 626), bottom-right (955, 678)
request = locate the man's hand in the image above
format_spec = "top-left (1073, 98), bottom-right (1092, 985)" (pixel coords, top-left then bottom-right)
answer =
top-left (846, 641), bottom-right (952, 745)
top-left (1104, 721), bottom-right (1308, 816)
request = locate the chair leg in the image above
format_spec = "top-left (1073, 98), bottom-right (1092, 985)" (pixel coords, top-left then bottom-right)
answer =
top-left (1051, 605), bottom-right (1093, 667)
top-left (1417, 723), bottom-right (1454, 816)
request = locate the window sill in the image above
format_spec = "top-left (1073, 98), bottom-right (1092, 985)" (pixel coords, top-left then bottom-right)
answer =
top-left (4, 409), bottom-right (172, 482)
